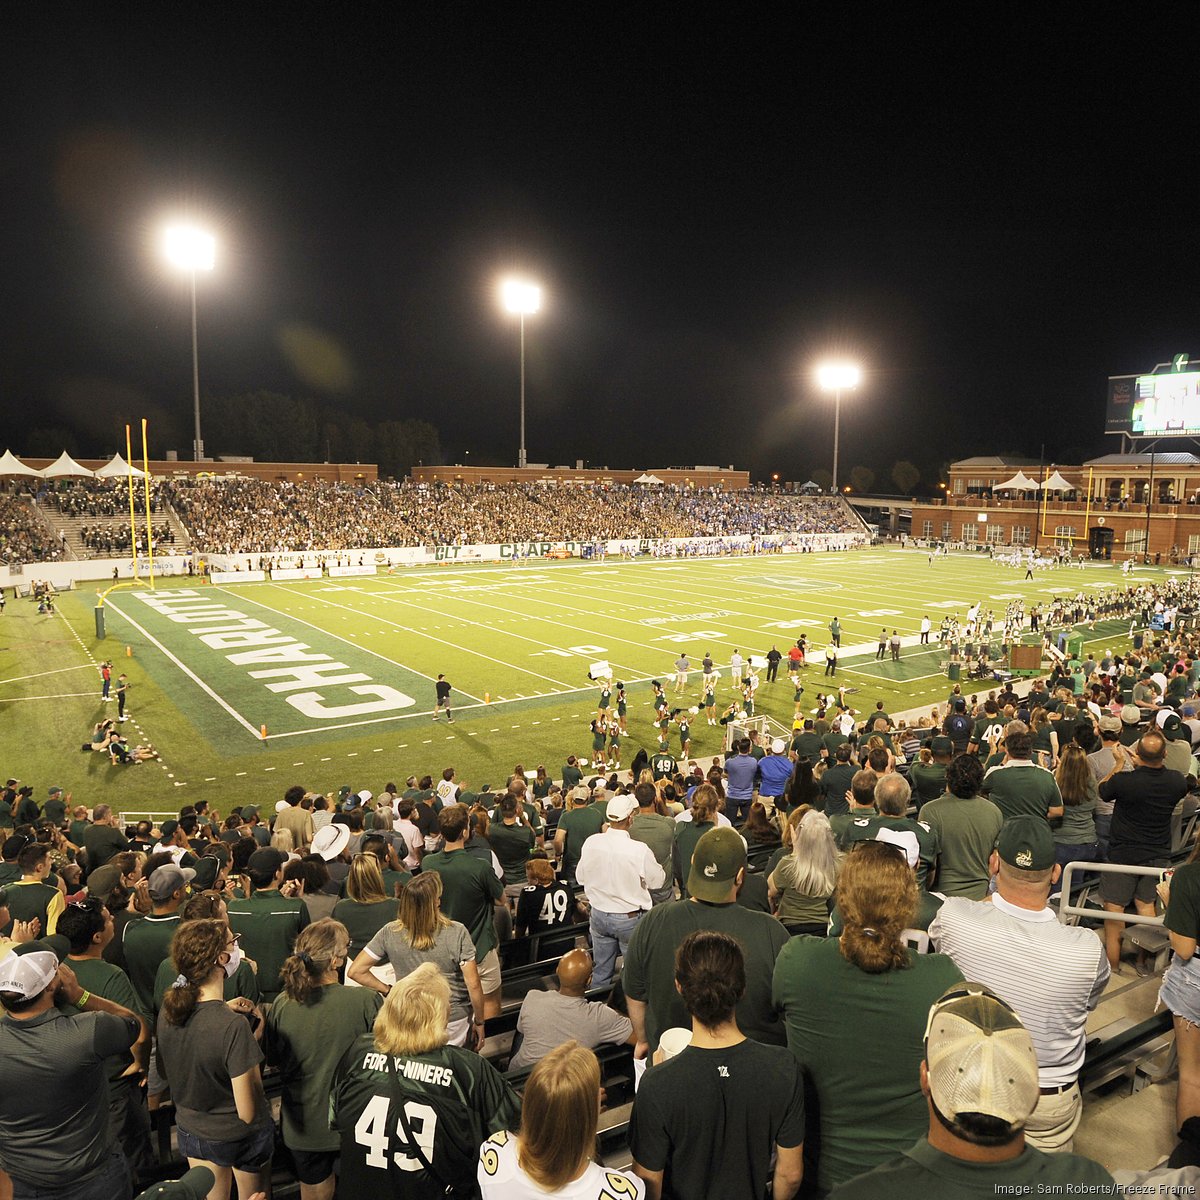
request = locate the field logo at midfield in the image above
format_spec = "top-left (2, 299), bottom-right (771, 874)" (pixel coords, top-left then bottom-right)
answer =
top-left (129, 589), bottom-right (416, 720)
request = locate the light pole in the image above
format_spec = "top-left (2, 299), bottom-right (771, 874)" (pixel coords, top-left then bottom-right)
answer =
top-left (815, 361), bottom-right (862, 493)
top-left (501, 278), bottom-right (541, 469)
top-left (164, 225), bottom-right (215, 461)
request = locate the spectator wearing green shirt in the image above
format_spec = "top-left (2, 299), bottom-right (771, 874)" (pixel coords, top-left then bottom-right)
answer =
top-left (554, 789), bottom-right (605, 882)
top-left (421, 804), bottom-right (505, 1018)
top-left (57, 897), bottom-right (153, 1188)
top-left (226, 848), bottom-right (312, 1002)
top-left (265, 918), bottom-right (381, 1200)
top-left (121, 863), bottom-right (195, 1015)
top-left (488, 794), bottom-right (537, 903)
top-left (83, 804), bottom-right (130, 879)
top-left (921, 754), bottom-right (1003, 900)
top-left (331, 855), bottom-right (398, 958)
top-left (561, 755), bottom-right (584, 792)
top-left (830, 984), bottom-right (1113, 1199)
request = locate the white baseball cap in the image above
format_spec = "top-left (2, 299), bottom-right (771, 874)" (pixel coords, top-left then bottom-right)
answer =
top-left (0, 945), bottom-right (60, 999)
top-left (311, 823), bottom-right (351, 860)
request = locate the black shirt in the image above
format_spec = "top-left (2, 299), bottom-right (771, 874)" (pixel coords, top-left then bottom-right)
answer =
top-left (1100, 764), bottom-right (1189, 863)
top-left (435, 679), bottom-right (451, 702)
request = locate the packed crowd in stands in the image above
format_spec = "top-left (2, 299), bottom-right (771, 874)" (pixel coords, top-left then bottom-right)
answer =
top-left (164, 479), bottom-right (862, 553)
top-left (0, 494), bottom-right (65, 563)
top-left (9, 603), bottom-right (1200, 1197)
top-left (44, 481), bottom-right (166, 518)
top-left (79, 523), bottom-right (176, 555)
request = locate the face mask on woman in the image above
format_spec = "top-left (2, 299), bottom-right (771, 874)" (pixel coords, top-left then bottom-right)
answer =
top-left (222, 944), bottom-right (243, 978)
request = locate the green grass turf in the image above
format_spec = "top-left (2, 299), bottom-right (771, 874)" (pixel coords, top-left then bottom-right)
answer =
top-left (0, 549), bottom-right (1171, 820)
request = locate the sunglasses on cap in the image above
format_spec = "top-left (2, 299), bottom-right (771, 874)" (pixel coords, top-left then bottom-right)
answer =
top-left (922, 981), bottom-right (1019, 1043)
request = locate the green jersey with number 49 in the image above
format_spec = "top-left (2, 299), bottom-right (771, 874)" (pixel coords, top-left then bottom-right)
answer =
top-left (332, 1037), bottom-right (520, 1199)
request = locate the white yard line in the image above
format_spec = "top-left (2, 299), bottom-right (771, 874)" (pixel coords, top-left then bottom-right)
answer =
top-left (0, 663), bottom-right (98, 686)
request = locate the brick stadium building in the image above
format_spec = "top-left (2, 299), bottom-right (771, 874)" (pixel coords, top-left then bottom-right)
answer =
top-left (910, 453), bottom-right (1200, 562)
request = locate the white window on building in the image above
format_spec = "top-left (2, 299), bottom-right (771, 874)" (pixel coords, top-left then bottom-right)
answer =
top-left (941, 520), bottom-right (953, 540)
top-left (921, 520), bottom-right (933, 538)
top-left (962, 523), bottom-right (978, 544)
top-left (952, 479), bottom-right (966, 495)
top-left (1188, 534), bottom-right (1200, 556)
top-left (1125, 529), bottom-right (1147, 554)
top-left (986, 524), bottom-right (1005, 544)
top-left (1011, 526), bottom-right (1029, 546)
top-left (1054, 525), bottom-right (1076, 549)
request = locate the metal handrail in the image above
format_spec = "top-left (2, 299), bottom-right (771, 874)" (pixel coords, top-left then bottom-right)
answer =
top-left (1056, 861), bottom-right (1165, 927)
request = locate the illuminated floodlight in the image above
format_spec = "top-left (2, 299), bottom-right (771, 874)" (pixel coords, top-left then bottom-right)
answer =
top-left (501, 278), bottom-right (541, 315)
top-left (163, 225), bottom-right (215, 272)
top-left (815, 361), bottom-right (862, 391)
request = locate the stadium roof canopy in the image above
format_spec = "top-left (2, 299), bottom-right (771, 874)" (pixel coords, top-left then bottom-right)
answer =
top-left (1084, 452), bottom-right (1200, 467)
top-left (0, 449), bottom-right (39, 476)
top-left (39, 451), bottom-right (94, 478)
top-left (951, 456), bottom-right (1041, 468)
top-left (94, 453), bottom-right (147, 478)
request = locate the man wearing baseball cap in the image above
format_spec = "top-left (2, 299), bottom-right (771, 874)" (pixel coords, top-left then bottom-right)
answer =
top-left (226, 847), bottom-right (311, 1001)
top-left (758, 738), bottom-right (794, 814)
top-left (122, 863), bottom-right (196, 1014)
top-left (575, 793), bottom-right (665, 988)
top-left (830, 983), bottom-right (1113, 1197)
top-left (928, 817), bottom-right (1110, 1151)
top-left (0, 939), bottom-right (142, 1199)
top-left (623, 826), bottom-right (789, 1055)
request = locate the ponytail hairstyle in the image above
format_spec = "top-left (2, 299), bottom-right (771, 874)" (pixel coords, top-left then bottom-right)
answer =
top-left (689, 783), bottom-right (719, 824)
top-left (280, 918), bottom-right (351, 1004)
top-left (836, 842), bottom-right (917, 975)
top-left (160, 918), bottom-right (228, 1027)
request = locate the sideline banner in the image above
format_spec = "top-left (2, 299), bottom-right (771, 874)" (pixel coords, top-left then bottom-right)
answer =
top-left (210, 570), bottom-right (266, 584)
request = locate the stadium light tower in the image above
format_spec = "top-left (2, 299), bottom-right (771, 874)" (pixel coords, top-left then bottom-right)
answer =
top-left (501, 278), bottom-right (541, 469)
top-left (815, 361), bottom-right (862, 494)
top-left (164, 224), bottom-right (216, 462)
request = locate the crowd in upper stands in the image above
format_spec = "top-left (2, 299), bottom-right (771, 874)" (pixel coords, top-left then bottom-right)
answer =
top-left (7, 587), bottom-right (1200, 1196)
top-left (0, 494), bottom-right (65, 563)
top-left (0, 479), bottom-right (861, 562)
top-left (164, 479), bottom-right (860, 554)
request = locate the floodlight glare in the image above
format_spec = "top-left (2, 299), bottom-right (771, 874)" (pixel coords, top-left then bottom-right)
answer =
top-left (813, 360), bottom-right (862, 494)
top-left (500, 277), bottom-right (542, 468)
top-left (815, 362), bottom-right (861, 391)
top-left (163, 225), bottom-right (215, 272)
top-left (501, 278), bottom-right (541, 315)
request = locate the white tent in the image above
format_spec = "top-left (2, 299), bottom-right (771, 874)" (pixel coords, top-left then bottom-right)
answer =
top-left (993, 471), bottom-right (1039, 491)
top-left (1041, 470), bottom-right (1074, 492)
top-left (0, 449), bottom-right (39, 477)
top-left (634, 473), bottom-right (664, 484)
top-left (94, 453), bottom-right (146, 479)
top-left (39, 451), bottom-right (95, 478)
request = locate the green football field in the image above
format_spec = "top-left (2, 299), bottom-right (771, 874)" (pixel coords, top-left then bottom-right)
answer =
top-left (0, 548), bottom-right (1169, 818)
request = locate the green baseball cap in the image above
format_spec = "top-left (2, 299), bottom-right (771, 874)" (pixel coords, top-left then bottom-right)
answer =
top-left (995, 816), bottom-right (1055, 872)
top-left (135, 1166), bottom-right (216, 1200)
top-left (687, 826), bottom-right (747, 902)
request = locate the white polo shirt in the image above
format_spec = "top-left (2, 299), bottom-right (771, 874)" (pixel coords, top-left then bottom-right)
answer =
top-left (574, 827), bottom-right (665, 915)
top-left (928, 892), bottom-right (1109, 1087)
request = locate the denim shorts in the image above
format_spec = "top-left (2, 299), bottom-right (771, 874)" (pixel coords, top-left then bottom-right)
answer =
top-left (177, 1119), bottom-right (274, 1171)
top-left (1161, 953), bottom-right (1200, 1028)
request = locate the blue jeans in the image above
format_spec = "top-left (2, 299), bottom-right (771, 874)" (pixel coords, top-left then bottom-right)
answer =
top-left (590, 908), bottom-right (644, 987)
top-left (11, 1149), bottom-right (131, 1200)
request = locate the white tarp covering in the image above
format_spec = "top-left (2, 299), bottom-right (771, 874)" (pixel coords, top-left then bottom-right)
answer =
top-left (993, 471), bottom-right (1038, 491)
top-left (0, 449), bottom-right (39, 476)
top-left (39, 451), bottom-right (95, 478)
top-left (94, 454), bottom-right (147, 479)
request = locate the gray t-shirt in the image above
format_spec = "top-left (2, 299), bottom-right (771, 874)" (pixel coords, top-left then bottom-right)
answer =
top-left (0, 1008), bottom-right (138, 1188)
top-left (364, 920), bottom-right (476, 1022)
top-left (508, 990), bottom-right (632, 1073)
top-left (156, 999), bottom-right (268, 1142)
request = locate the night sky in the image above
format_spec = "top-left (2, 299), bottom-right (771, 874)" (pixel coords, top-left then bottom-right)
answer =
top-left (4, 6), bottom-right (1198, 485)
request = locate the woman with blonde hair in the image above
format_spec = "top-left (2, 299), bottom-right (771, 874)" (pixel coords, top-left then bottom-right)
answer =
top-left (478, 1042), bottom-right (645, 1198)
top-left (768, 807), bottom-right (838, 936)
top-left (347, 870), bottom-right (487, 1048)
top-left (1030, 706), bottom-right (1058, 768)
top-left (264, 919), bottom-right (381, 1200)
top-left (772, 841), bottom-right (963, 1194)
top-left (332, 852), bottom-right (398, 957)
top-left (332, 962), bottom-right (520, 1196)
top-left (514, 855), bottom-right (578, 939)
top-left (156, 918), bottom-right (272, 1200)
